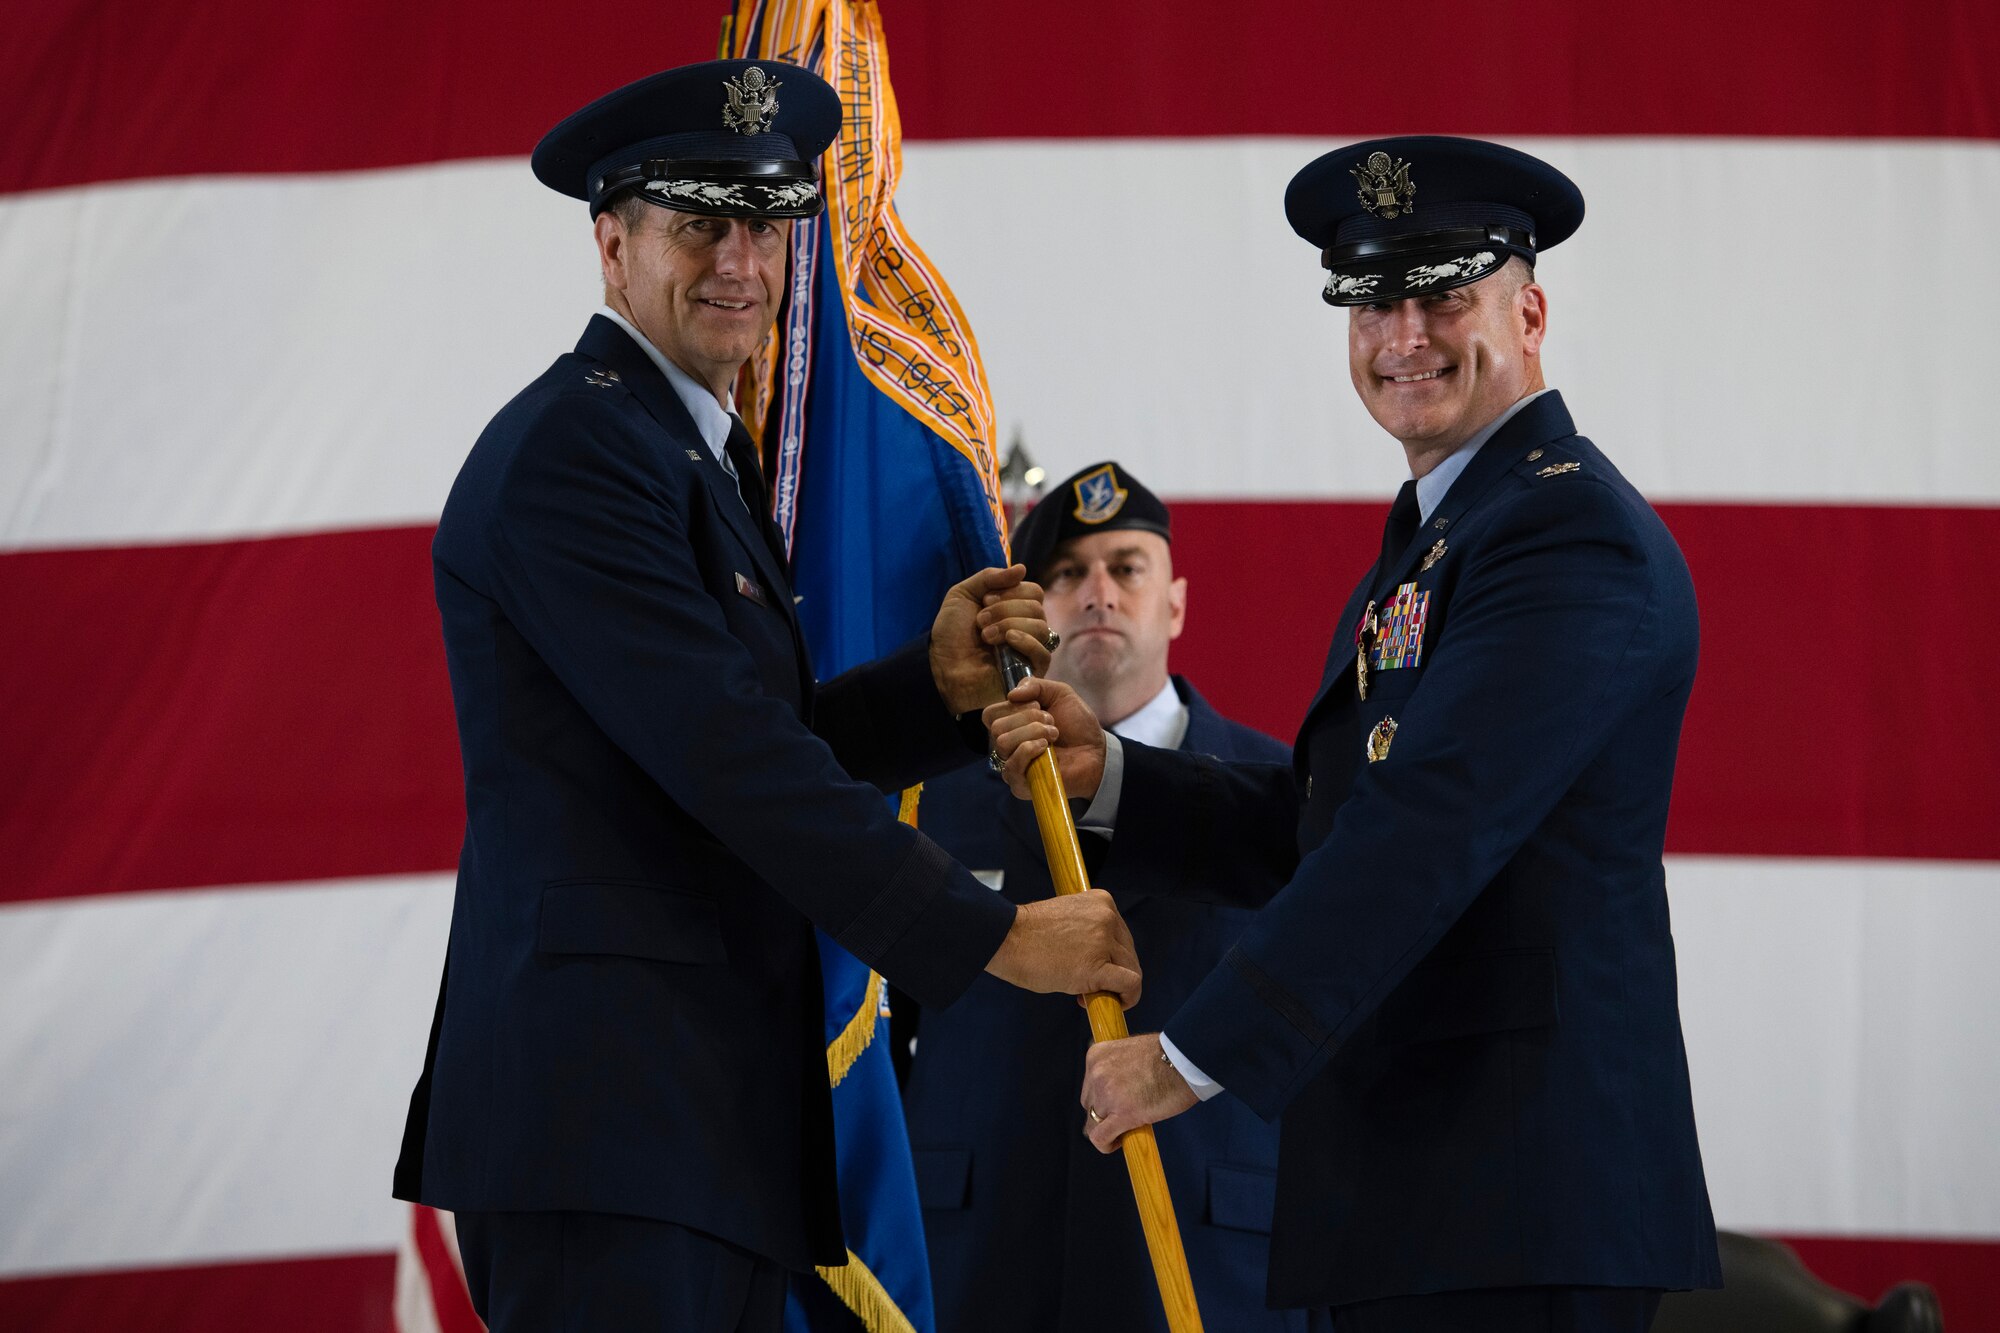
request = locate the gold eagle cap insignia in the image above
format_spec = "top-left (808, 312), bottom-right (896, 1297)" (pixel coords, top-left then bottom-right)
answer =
top-left (1352, 152), bottom-right (1415, 220)
top-left (722, 66), bottom-right (782, 136)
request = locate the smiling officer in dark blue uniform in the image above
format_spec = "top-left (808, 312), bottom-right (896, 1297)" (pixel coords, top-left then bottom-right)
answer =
top-left (390, 61), bottom-right (1142, 1333)
top-left (989, 139), bottom-right (1722, 1331)
top-left (904, 463), bottom-right (1299, 1333)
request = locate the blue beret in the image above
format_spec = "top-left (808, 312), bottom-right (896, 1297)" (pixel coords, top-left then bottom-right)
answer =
top-left (1011, 462), bottom-right (1171, 579)
top-left (1286, 136), bottom-right (1584, 305)
top-left (532, 60), bottom-right (841, 219)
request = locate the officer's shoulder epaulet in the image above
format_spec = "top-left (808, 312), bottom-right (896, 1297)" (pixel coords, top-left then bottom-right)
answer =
top-left (561, 359), bottom-right (631, 399)
top-left (503, 357), bottom-right (647, 463)
top-left (1511, 438), bottom-right (1586, 482)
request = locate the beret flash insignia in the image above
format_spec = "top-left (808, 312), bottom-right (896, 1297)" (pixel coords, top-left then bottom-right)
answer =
top-left (1071, 464), bottom-right (1130, 525)
top-left (1351, 151), bottom-right (1415, 220)
top-left (722, 66), bottom-right (782, 136)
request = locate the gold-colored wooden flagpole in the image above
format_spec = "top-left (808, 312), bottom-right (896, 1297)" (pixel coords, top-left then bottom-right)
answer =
top-left (998, 648), bottom-right (1205, 1333)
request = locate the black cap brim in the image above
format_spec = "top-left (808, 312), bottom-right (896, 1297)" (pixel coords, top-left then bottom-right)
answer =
top-left (1323, 236), bottom-right (1529, 306)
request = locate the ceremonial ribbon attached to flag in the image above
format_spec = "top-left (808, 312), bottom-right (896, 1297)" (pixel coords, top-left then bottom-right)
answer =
top-left (725, 3), bottom-right (1010, 1330)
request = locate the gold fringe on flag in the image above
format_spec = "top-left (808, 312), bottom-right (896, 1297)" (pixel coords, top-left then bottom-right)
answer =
top-left (825, 969), bottom-right (880, 1089)
top-left (815, 1248), bottom-right (920, 1333)
top-left (826, 784), bottom-right (920, 1088)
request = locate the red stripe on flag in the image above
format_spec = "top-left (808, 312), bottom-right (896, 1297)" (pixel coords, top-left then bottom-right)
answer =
top-left (0, 1252), bottom-right (396, 1333)
top-left (0, 1235), bottom-right (1988, 1329)
top-left (4, 1), bottom-right (1995, 195)
top-left (1775, 1233), bottom-right (2000, 1326)
top-left (1161, 500), bottom-right (2000, 861)
top-left (412, 1207), bottom-right (483, 1333)
top-left (4, 501), bottom-right (1996, 904)
top-left (0, 527), bottom-right (463, 903)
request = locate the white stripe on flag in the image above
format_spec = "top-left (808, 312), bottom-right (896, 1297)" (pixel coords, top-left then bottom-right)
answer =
top-left (1672, 855), bottom-right (2000, 1236)
top-left (2, 858), bottom-right (1995, 1278)
top-left (3, 138), bottom-right (1997, 551)
top-left (0, 874), bottom-right (452, 1276)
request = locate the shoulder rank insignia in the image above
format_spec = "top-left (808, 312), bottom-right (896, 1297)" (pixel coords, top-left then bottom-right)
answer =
top-left (1365, 716), bottom-right (1398, 763)
top-left (1537, 461), bottom-right (1581, 478)
top-left (1071, 464), bottom-right (1129, 525)
top-left (1371, 581), bottom-right (1430, 671)
top-left (1352, 151), bottom-right (1415, 220)
top-left (584, 368), bottom-right (620, 388)
top-left (723, 66), bottom-right (782, 136)
top-left (1420, 539), bottom-right (1447, 572)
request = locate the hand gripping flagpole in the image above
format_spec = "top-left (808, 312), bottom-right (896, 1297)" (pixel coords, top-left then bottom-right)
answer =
top-left (998, 646), bottom-right (1206, 1333)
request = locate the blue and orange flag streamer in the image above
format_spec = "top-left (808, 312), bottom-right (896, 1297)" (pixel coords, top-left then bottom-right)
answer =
top-left (724, 2), bottom-right (1008, 1330)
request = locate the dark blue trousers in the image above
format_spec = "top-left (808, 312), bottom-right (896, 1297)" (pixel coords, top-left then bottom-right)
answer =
top-left (454, 1210), bottom-right (788, 1333)
top-left (1310, 1286), bottom-right (1662, 1332)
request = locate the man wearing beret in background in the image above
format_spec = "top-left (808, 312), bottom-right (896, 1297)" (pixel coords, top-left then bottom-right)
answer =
top-left (990, 138), bottom-right (1721, 1330)
top-left (390, 61), bottom-right (1141, 1333)
top-left (902, 462), bottom-right (1298, 1332)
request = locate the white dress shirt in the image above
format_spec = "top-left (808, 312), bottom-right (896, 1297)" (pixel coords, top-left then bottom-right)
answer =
top-left (1108, 677), bottom-right (1189, 751)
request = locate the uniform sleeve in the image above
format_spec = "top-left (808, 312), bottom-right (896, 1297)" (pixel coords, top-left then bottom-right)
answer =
top-left (485, 397), bottom-right (1014, 1008)
top-left (1164, 479), bottom-right (1669, 1118)
top-left (810, 634), bottom-right (984, 792)
top-left (1091, 740), bottom-right (1302, 910)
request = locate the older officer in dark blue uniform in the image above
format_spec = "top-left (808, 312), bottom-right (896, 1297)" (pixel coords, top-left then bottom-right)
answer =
top-left (904, 463), bottom-right (1299, 1333)
top-left (991, 139), bottom-right (1721, 1331)
top-left (391, 62), bottom-right (1140, 1333)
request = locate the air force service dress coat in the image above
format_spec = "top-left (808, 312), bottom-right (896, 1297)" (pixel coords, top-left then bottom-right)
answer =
top-left (906, 680), bottom-right (1300, 1333)
top-left (1103, 393), bottom-right (1721, 1310)
top-left (393, 315), bottom-right (1015, 1273)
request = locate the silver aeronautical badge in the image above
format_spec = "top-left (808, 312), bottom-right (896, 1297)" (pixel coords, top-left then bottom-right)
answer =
top-left (722, 66), bottom-right (782, 136)
top-left (1352, 151), bottom-right (1415, 220)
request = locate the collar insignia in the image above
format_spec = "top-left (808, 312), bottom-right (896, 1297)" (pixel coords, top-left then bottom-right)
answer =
top-left (1351, 151), bottom-right (1415, 220)
top-left (722, 66), bottom-right (782, 136)
top-left (1072, 464), bottom-right (1129, 525)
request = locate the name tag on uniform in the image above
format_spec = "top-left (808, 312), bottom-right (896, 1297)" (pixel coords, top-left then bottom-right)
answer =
top-left (734, 571), bottom-right (770, 608)
top-left (973, 870), bottom-right (1005, 892)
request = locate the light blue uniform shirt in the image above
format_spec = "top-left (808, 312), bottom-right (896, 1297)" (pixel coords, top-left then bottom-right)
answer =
top-left (596, 305), bottom-right (746, 504)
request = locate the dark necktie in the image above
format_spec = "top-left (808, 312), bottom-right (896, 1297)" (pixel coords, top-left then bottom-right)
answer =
top-left (724, 415), bottom-right (768, 517)
top-left (1376, 479), bottom-right (1420, 588)
top-left (724, 415), bottom-right (790, 570)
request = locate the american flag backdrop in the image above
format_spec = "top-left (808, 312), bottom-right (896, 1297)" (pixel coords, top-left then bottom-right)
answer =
top-left (3, 2), bottom-right (1998, 1328)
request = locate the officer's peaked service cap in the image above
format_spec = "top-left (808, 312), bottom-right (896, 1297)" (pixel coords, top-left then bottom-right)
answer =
top-left (532, 59), bottom-right (841, 220)
top-left (1012, 462), bottom-right (1172, 579)
top-left (1287, 136), bottom-right (1584, 306)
